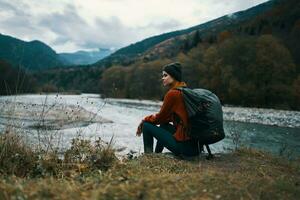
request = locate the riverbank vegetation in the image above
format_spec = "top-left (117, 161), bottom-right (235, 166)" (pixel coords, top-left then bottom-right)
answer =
top-left (0, 131), bottom-right (116, 178)
top-left (0, 131), bottom-right (299, 199)
top-left (0, 60), bottom-right (36, 95)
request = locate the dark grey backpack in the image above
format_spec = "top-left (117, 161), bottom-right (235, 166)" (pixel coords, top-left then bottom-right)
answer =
top-left (177, 87), bottom-right (225, 158)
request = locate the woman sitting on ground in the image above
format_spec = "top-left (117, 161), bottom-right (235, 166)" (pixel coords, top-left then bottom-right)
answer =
top-left (136, 62), bottom-right (201, 156)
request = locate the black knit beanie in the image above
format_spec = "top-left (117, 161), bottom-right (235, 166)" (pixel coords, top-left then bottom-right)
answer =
top-left (163, 62), bottom-right (182, 82)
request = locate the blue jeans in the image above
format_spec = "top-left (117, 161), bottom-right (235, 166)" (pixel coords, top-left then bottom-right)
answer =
top-left (142, 122), bottom-right (201, 156)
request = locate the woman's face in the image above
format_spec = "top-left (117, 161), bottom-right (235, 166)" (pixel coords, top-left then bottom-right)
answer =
top-left (162, 71), bottom-right (175, 87)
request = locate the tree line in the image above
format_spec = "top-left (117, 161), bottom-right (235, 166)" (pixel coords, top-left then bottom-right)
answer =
top-left (0, 60), bottom-right (36, 95)
top-left (100, 34), bottom-right (299, 110)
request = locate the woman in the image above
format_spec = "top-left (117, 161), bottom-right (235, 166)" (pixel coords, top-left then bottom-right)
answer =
top-left (136, 62), bottom-right (201, 156)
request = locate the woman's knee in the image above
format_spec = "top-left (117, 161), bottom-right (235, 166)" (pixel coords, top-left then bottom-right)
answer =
top-left (142, 122), bottom-right (154, 133)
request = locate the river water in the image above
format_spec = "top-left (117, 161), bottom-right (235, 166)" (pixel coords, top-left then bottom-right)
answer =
top-left (0, 94), bottom-right (299, 158)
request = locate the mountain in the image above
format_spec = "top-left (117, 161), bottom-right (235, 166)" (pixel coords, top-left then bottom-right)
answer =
top-left (33, 0), bottom-right (300, 110)
top-left (0, 33), bottom-right (64, 70)
top-left (59, 48), bottom-right (113, 65)
top-left (95, 0), bottom-right (300, 110)
top-left (142, 0), bottom-right (300, 62)
top-left (94, 0), bottom-right (276, 67)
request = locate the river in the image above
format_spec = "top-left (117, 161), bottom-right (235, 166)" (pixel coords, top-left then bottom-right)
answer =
top-left (0, 94), bottom-right (299, 158)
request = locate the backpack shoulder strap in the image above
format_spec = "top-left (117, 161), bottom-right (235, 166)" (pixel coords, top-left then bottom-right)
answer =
top-left (176, 87), bottom-right (201, 117)
top-left (173, 86), bottom-right (186, 91)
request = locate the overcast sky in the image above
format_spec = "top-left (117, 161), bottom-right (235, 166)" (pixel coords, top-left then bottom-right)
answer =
top-left (0, 0), bottom-right (269, 53)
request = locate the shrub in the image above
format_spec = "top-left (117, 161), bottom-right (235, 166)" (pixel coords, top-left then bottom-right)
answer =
top-left (64, 137), bottom-right (117, 171)
top-left (0, 131), bottom-right (38, 177)
top-left (0, 131), bottom-right (117, 177)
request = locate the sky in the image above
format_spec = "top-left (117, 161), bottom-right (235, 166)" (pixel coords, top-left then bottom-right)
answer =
top-left (0, 0), bottom-right (269, 53)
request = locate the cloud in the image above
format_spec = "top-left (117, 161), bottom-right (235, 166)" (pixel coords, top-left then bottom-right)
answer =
top-left (145, 19), bottom-right (183, 33)
top-left (0, 0), bottom-right (46, 41)
top-left (0, 0), bottom-right (269, 53)
top-left (0, 0), bottom-right (28, 16)
top-left (37, 5), bottom-right (140, 52)
top-left (37, 4), bottom-right (88, 48)
top-left (192, 0), bottom-right (269, 21)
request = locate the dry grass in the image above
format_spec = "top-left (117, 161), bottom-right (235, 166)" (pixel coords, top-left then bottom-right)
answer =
top-left (0, 131), bottom-right (38, 177)
top-left (0, 144), bottom-right (299, 200)
top-left (0, 132), bottom-right (117, 178)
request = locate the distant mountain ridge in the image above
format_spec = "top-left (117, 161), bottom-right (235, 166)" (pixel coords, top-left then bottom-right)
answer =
top-left (0, 33), bottom-right (65, 70)
top-left (59, 48), bottom-right (113, 65)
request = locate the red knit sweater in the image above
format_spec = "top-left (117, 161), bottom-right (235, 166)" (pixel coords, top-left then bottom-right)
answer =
top-left (143, 82), bottom-right (190, 141)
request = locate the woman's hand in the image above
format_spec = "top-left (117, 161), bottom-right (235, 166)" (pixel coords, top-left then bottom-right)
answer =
top-left (144, 114), bottom-right (156, 123)
top-left (136, 121), bottom-right (143, 136)
top-left (136, 114), bottom-right (156, 136)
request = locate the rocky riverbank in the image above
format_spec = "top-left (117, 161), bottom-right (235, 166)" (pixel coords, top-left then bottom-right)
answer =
top-left (106, 98), bottom-right (300, 128)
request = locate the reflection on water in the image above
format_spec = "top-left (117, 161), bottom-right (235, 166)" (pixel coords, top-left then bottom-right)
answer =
top-left (224, 121), bottom-right (300, 158)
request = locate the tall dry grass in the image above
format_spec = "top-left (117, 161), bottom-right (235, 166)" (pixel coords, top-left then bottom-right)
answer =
top-left (0, 130), bottom-right (117, 178)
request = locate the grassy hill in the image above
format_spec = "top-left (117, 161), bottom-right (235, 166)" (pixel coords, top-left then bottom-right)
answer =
top-left (0, 33), bottom-right (65, 71)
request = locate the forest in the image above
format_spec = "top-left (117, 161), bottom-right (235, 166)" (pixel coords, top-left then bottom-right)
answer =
top-left (99, 34), bottom-right (299, 110)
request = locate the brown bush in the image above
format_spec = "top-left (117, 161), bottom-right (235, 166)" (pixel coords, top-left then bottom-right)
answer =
top-left (0, 131), bottom-right (38, 177)
top-left (0, 131), bottom-right (117, 177)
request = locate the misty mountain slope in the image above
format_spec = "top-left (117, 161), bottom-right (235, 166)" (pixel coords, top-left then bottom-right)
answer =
top-left (59, 48), bottom-right (113, 65)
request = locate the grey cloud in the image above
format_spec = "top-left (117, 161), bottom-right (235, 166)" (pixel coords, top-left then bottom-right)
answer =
top-left (0, 0), bottom-right (29, 16)
top-left (209, 0), bottom-right (268, 13)
top-left (147, 19), bottom-right (182, 32)
top-left (83, 17), bottom-right (139, 49)
top-left (0, 1), bottom-right (134, 51)
top-left (39, 4), bottom-right (87, 36)
top-left (192, 0), bottom-right (269, 24)
top-left (0, 0), bottom-right (34, 26)
top-left (0, 1), bottom-right (17, 11)
top-left (95, 17), bottom-right (121, 30)
top-left (4, 16), bottom-right (34, 28)
top-left (0, 0), bottom-right (40, 40)
top-left (228, 0), bottom-right (269, 10)
top-left (41, 6), bottom-right (141, 51)
top-left (51, 36), bottom-right (70, 46)
top-left (37, 4), bottom-right (97, 49)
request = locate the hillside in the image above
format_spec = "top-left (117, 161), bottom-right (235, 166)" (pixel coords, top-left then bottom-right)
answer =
top-left (93, 0), bottom-right (276, 67)
top-left (0, 33), bottom-right (65, 70)
top-left (97, 0), bottom-right (300, 110)
top-left (143, 0), bottom-right (300, 63)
